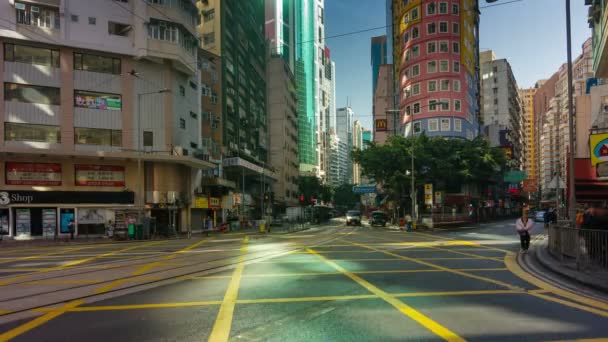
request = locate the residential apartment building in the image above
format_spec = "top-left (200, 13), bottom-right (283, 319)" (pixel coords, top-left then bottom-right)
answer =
top-left (317, 47), bottom-right (335, 183)
top-left (0, 0), bottom-right (210, 238)
top-left (327, 133), bottom-right (349, 189)
top-left (199, 0), bottom-right (275, 220)
top-left (330, 107), bottom-right (354, 186)
top-left (353, 120), bottom-right (363, 185)
top-left (519, 87), bottom-right (537, 183)
top-left (399, 0), bottom-right (481, 140)
top-left (480, 50), bottom-right (524, 169)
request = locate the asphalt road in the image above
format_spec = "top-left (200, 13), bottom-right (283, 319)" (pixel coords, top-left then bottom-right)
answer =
top-left (0, 220), bottom-right (607, 342)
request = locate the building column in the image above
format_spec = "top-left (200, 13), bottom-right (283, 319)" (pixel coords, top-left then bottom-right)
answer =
top-left (60, 48), bottom-right (75, 151)
top-left (0, 38), bottom-right (4, 147)
top-left (122, 57), bottom-right (135, 151)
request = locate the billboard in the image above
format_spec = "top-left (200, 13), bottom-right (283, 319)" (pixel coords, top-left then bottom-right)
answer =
top-left (75, 165), bottom-right (125, 187)
top-left (375, 119), bottom-right (388, 132)
top-left (5, 162), bottom-right (62, 186)
top-left (590, 133), bottom-right (608, 166)
top-left (75, 91), bottom-right (121, 111)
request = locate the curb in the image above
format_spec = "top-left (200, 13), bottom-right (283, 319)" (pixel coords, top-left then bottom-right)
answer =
top-left (534, 239), bottom-right (608, 293)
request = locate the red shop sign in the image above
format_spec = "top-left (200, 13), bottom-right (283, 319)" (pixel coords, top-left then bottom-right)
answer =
top-left (5, 162), bottom-right (62, 186)
top-left (75, 165), bottom-right (125, 187)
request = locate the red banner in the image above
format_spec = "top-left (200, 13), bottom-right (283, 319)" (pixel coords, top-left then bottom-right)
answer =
top-left (75, 165), bottom-right (125, 186)
top-left (375, 119), bottom-right (388, 132)
top-left (5, 162), bottom-right (62, 185)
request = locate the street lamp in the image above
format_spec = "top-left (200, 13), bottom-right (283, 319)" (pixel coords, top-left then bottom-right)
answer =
top-left (137, 89), bottom-right (171, 224)
top-left (386, 100), bottom-right (449, 222)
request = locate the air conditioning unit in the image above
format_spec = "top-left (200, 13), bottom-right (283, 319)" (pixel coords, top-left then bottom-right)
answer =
top-left (174, 146), bottom-right (184, 156)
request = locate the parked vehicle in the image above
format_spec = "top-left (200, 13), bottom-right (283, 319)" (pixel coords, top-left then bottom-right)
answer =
top-left (369, 211), bottom-right (387, 227)
top-left (346, 210), bottom-right (361, 226)
top-left (534, 211), bottom-right (546, 222)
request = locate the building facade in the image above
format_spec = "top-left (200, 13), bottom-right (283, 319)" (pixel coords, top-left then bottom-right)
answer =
top-left (0, 0), bottom-right (211, 238)
top-left (519, 87), bottom-right (537, 184)
top-left (332, 107), bottom-right (354, 185)
top-left (265, 0), bottom-right (296, 73)
top-left (480, 50), bottom-right (524, 169)
top-left (371, 35), bottom-right (389, 94)
top-left (353, 120), bottom-right (363, 185)
top-left (373, 64), bottom-right (395, 144)
top-left (399, 0), bottom-right (480, 140)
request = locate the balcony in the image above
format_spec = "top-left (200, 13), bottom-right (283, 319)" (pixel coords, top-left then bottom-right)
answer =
top-left (147, 1), bottom-right (197, 36)
top-left (146, 38), bottom-right (196, 74)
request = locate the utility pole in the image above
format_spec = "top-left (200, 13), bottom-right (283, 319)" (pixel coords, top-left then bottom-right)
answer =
top-left (565, 0), bottom-right (577, 225)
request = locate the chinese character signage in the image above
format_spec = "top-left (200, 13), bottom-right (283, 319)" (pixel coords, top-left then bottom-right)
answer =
top-left (5, 162), bottom-right (62, 186)
top-left (424, 184), bottom-right (433, 205)
top-left (375, 119), bottom-right (388, 132)
top-left (590, 133), bottom-right (608, 166)
top-left (75, 165), bottom-right (125, 186)
top-left (209, 197), bottom-right (221, 209)
top-left (75, 91), bottom-right (122, 111)
top-left (194, 197), bottom-right (209, 209)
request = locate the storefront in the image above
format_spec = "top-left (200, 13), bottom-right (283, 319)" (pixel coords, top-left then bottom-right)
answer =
top-left (0, 190), bottom-right (135, 239)
top-left (191, 196), bottom-right (222, 230)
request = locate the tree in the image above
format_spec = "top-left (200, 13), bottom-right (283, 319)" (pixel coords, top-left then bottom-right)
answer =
top-left (297, 176), bottom-right (332, 204)
top-left (333, 184), bottom-right (361, 211)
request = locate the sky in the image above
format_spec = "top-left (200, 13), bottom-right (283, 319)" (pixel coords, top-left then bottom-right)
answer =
top-left (324, 0), bottom-right (592, 130)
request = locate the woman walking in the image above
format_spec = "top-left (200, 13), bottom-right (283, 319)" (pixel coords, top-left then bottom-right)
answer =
top-left (516, 210), bottom-right (534, 253)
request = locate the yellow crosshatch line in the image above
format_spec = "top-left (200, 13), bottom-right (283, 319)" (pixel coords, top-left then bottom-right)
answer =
top-left (0, 245), bottom-right (98, 266)
top-left (257, 257), bottom-right (504, 263)
top-left (306, 247), bottom-right (466, 342)
top-left (23, 279), bottom-right (103, 285)
top-left (208, 236), bottom-right (249, 342)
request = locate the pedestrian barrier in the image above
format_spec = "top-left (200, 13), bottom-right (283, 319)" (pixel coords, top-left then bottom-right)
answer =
top-left (547, 225), bottom-right (608, 271)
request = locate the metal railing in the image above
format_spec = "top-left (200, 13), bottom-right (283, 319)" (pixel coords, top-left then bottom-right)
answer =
top-left (547, 225), bottom-right (608, 271)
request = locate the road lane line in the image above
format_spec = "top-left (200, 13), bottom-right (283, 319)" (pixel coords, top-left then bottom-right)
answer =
top-left (306, 248), bottom-right (465, 342)
top-left (34, 301), bottom-right (224, 312)
top-left (343, 239), bottom-right (521, 290)
top-left (529, 292), bottom-right (608, 318)
top-left (393, 290), bottom-right (527, 297)
top-left (130, 238), bottom-right (210, 277)
top-left (0, 300), bottom-right (83, 342)
top-left (208, 236), bottom-right (248, 342)
top-left (0, 245), bottom-right (97, 266)
top-left (504, 253), bottom-right (608, 312)
top-left (60, 240), bottom-right (167, 267)
top-left (412, 232), bottom-right (514, 253)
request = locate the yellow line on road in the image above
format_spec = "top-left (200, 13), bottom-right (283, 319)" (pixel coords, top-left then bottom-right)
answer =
top-left (0, 300), bottom-right (83, 342)
top-left (0, 245), bottom-right (96, 266)
top-left (393, 290), bottom-right (529, 297)
top-left (504, 253), bottom-right (608, 312)
top-left (130, 238), bottom-right (210, 277)
top-left (547, 339), bottom-right (608, 342)
top-left (0, 310), bottom-right (9, 315)
top-left (61, 241), bottom-right (167, 267)
top-left (35, 300), bottom-right (224, 312)
top-left (208, 236), bottom-right (248, 342)
top-left (344, 240), bottom-right (520, 290)
top-left (412, 232), bottom-right (514, 254)
top-left (23, 279), bottom-right (102, 285)
top-left (236, 294), bottom-right (378, 304)
top-left (307, 248), bottom-right (465, 342)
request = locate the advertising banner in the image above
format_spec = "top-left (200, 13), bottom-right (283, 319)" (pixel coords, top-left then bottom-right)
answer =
top-left (75, 165), bottom-right (125, 187)
top-left (522, 179), bottom-right (539, 193)
top-left (209, 197), bottom-right (221, 209)
top-left (375, 119), bottom-right (388, 132)
top-left (42, 209), bottom-right (57, 237)
top-left (5, 162), bottom-right (62, 186)
top-left (15, 209), bottom-right (31, 236)
top-left (194, 197), bottom-right (209, 209)
top-left (75, 91), bottom-right (121, 111)
top-left (424, 184), bottom-right (433, 205)
top-left (590, 133), bottom-right (608, 166)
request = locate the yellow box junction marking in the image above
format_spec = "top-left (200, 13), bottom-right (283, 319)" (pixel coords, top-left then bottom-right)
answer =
top-left (306, 248), bottom-right (465, 342)
top-left (208, 236), bottom-right (249, 342)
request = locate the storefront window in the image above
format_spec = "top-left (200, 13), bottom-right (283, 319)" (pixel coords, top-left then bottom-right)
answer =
top-left (75, 127), bottom-right (122, 147)
top-left (74, 52), bottom-right (121, 74)
top-left (5, 122), bottom-right (61, 143)
top-left (4, 82), bottom-right (60, 105)
top-left (4, 43), bottom-right (59, 67)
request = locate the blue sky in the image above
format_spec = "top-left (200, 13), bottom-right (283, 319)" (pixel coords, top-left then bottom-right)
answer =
top-left (325, 0), bottom-right (591, 130)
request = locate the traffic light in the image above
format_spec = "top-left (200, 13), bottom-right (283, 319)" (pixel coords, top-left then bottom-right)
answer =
top-left (299, 195), bottom-right (305, 205)
top-left (310, 197), bottom-right (315, 205)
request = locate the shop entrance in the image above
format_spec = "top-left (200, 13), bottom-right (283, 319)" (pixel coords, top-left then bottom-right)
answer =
top-left (0, 209), bottom-right (9, 236)
top-left (151, 209), bottom-right (180, 236)
top-left (12, 208), bottom-right (57, 237)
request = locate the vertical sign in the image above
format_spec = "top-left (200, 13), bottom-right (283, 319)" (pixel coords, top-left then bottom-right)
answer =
top-left (15, 208), bottom-right (31, 236)
top-left (424, 184), bottom-right (433, 205)
top-left (434, 191), bottom-right (443, 205)
top-left (42, 209), bottom-right (57, 237)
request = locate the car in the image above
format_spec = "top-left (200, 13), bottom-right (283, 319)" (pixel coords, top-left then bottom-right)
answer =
top-left (346, 210), bottom-right (361, 226)
top-left (534, 211), bottom-right (546, 222)
top-left (369, 211), bottom-right (387, 227)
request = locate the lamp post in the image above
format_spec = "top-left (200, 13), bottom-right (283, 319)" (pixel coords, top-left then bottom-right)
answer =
top-left (137, 89), bottom-right (171, 224)
top-left (386, 100), bottom-right (449, 222)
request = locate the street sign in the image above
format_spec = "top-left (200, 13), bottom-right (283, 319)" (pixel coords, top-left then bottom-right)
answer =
top-left (522, 179), bottom-right (538, 193)
top-left (434, 191), bottom-right (442, 204)
top-left (353, 185), bottom-right (376, 194)
top-left (424, 184), bottom-right (433, 205)
top-left (504, 171), bottom-right (527, 183)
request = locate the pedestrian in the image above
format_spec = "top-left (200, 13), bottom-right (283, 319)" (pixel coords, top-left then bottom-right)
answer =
top-left (576, 209), bottom-right (584, 229)
top-left (206, 215), bottom-right (213, 237)
top-left (68, 219), bottom-right (75, 240)
top-left (543, 209), bottom-right (551, 229)
top-left (516, 210), bottom-right (534, 253)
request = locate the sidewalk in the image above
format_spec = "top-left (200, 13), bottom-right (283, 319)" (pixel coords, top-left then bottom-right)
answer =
top-left (534, 238), bottom-right (608, 292)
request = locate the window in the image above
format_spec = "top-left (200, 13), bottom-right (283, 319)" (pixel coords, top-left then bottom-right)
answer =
top-left (190, 111), bottom-right (198, 119)
top-left (203, 33), bottom-right (215, 45)
top-left (440, 60), bottom-right (449, 72)
top-left (452, 4), bottom-right (460, 15)
top-left (411, 7), bottom-right (419, 20)
top-left (453, 61), bottom-right (460, 72)
top-left (441, 99), bottom-right (450, 111)
top-left (453, 22), bottom-right (460, 34)
top-left (179, 85), bottom-right (186, 96)
top-left (179, 118), bottom-right (186, 129)
top-left (412, 45), bottom-right (420, 58)
top-left (404, 49), bottom-right (411, 62)
top-left (4, 82), bottom-right (60, 105)
top-left (108, 22), bottom-right (131, 36)
top-left (75, 127), bottom-right (121, 146)
top-left (454, 118), bottom-right (462, 132)
top-left (404, 86), bottom-right (411, 98)
top-left (493, 88), bottom-right (498, 95)
top-left (88, 17), bottom-right (96, 25)
top-left (403, 13), bottom-right (409, 25)
top-left (413, 102), bottom-right (421, 114)
top-left (3, 43), bottom-right (59, 67)
top-left (455, 99), bottom-right (462, 111)
top-left (427, 61), bottom-right (437, 73)
top-left (439, 2), bottom-right (448, 14)
top-left (75, 90), bottom-right (122, 110)
top-left (406, 106), bottom-right (411, 115)
top-left (453, 42), bottom-right (460, 53)
top-left (429, 119), bottom-right (439, 132)
top-left (74, 52), bottom-right (121, 74)
top-left (493, 66), bottom-right (498, 73)
top-left (413, 122), bottom-right (422, 133)
top-left (427, 3), bottom-right (436, 15)
top-left (412, 26), bottom-right (419, 39)
top-left (15, 2), bottom-right (59, 29)
top-left (427, 41), bottom-right (436, 53)
top-left (403, 31), bottom-right (409, 44)
top-left (412, 83), bottom-right (420, 96)
top-left (71, 14), bottom-right (78, 22)
top-left (428, 80), bottom-right (437, 92)
top-left (5, 122), bottom-right (60, 143)
top-left (147, 18), bottom-right (197, 56)
top-left (403, 68), bottom-right (410, 80)
top-left (439, 41), bottom-right (449, 52)
top-left (440, 118), bottom-right (451, 131)
top-left (318, 5), bottom-right (324, 23)
top-left (429, 99), bottom-right (438, 111)
top-left (494, 98), bottom-right (498, 105)
top-left (441, 79), bottom-right (450, 91)
top-left (211, 93), bottom-right (218, 104)
top-left (454, 80), bottom-right (461, 92)
top-left (439, 22), bottom-right (448, 33)
top-left (143, 131), bottom-right (154, 147)
top-left (428, 22), bottom-right (436, 34)
top-left (203, 9), bottom-right (215, 22)
top-left (412, 64), bottom-right (420, 77)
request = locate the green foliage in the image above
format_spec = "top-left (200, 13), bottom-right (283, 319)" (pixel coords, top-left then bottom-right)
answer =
top-left (333, 183), bottom-right (361, 210)
top-left (297, 176), bottom-right (332, 204)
